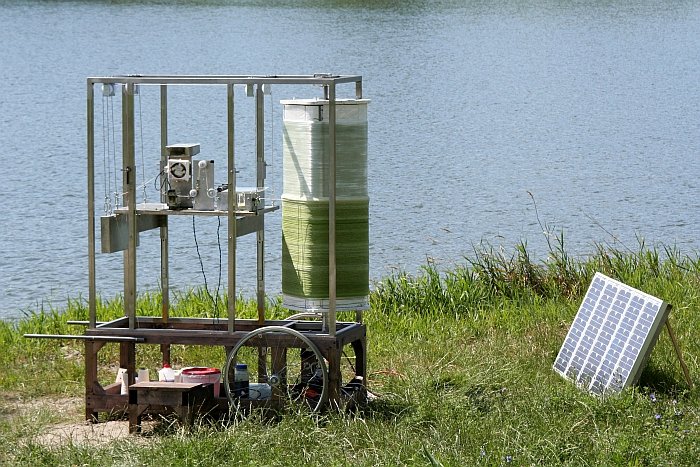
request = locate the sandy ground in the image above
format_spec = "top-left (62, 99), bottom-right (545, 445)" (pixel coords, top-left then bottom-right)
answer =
top-left (1, 392), bottom-right (136, 447)
top-left (38, 419), bottom-right (132, 447)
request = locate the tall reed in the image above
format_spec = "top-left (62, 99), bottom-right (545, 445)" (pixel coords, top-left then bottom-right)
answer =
top-left (372, 235), bottom-right (700, 320)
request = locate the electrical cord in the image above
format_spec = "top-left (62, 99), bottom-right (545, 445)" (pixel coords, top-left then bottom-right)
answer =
top-left (192, 215), bottom-right (224, 320)
top-left (192, 216), bottom-right (216, 314)
top-left (215, 215), bottom-right (223, 316)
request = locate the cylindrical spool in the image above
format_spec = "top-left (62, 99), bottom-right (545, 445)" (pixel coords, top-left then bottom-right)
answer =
top-left (280, 98), bottom-right (370, 312)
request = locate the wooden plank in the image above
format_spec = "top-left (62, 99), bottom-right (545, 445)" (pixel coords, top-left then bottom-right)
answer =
top-left (128, 382), bottom-right (212, 433)
top-left (85, 341), bottom-right (99, 421)
top-left (81, 323), bottom-right (366, 349)
top-left (86, 329), bottom-right (249, 346)
top-left (130, 382), bottom-right (203, 390)
top-left (86, 394), bottom-right (128, 412)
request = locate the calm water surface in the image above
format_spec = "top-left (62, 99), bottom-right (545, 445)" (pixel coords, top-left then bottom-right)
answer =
top-left (1, 0), bottom-right (699, 319)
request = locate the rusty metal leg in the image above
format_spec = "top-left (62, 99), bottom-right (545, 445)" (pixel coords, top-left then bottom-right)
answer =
top-left (351, 336), bottom-right (368, 405)
top-left (327, 346), bottom-right (341, 409)
top-left (352, 336), bottom-right (367, 383)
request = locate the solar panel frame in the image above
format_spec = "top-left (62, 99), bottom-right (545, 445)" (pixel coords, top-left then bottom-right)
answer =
top-left (553, 272), bottom-right (670, 395)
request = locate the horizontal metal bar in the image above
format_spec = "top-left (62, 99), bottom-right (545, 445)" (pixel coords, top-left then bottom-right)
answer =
top-left (67, 320), bottom-right (106, 326)
top-left (87, 75), bottom-right (361, 86)
top-left (24, 334), bottom-right (144, 342)
top-left (113, 204), bottom-right (279, 217)
top-left (97, 317), bottom-right (129, 328)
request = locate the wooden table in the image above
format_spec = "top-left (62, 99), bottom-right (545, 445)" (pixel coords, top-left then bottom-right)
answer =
top-left (128, 381), bottom-right (214, 433)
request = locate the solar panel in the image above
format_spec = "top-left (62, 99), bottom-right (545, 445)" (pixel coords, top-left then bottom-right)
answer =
top-left (553, 272), bottom-right (670, 395)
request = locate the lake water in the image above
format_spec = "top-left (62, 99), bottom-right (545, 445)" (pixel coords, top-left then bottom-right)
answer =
top-left (1, 0), bottom-right (699, 320)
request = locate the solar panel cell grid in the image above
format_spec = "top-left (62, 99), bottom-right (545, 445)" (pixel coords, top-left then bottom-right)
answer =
top-left (553, 272), bottom-right (669, 395)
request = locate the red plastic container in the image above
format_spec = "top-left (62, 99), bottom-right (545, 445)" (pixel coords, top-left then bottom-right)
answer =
top-left (181, 367), bottom-right (221, 397)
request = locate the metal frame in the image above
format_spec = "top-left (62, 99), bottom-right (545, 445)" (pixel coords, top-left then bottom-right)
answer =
top-left (86, 74), bottom-right (364, 335)
top-left (80, 74), bottom-right (368, 420)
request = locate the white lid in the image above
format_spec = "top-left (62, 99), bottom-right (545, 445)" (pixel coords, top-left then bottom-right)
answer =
top-left (279, 98), bottom-right (370, 105)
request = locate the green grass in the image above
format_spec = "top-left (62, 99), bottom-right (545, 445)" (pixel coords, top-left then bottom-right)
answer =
top-left (1, 241), bottom-right (700, 465)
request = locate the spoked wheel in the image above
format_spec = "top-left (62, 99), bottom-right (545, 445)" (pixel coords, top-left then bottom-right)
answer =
top-left (223, 326), bottom-right (329, 412)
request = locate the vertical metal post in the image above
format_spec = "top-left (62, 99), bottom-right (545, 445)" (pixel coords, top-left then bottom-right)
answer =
top-left (355, 79), bottom-right (363, 100)
top-left (355, 77), bottom-right (363, 324)
top-left (328, 82), bottom-right (337, 336)
top-left (227, 83), bottom-right (237, 332)
top-left (160, 84), bottom-right (170, 365)
top-left (123, 82), bottom-right (137, 329)
top-left (87, 80), bottom-right (96, 329)
top-left (255, 84), bottom-right (266, 324)
top-left (160, 85), bottom-right (169, 324)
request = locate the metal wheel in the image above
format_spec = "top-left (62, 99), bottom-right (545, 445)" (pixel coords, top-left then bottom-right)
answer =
top-left (223, 326), bottom-right (329, 412)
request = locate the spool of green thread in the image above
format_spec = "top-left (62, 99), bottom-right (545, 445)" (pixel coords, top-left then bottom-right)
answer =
top-left (280, 99), bottom-right (370, 310)
top-left (282, 198), bottom-right (369, 299)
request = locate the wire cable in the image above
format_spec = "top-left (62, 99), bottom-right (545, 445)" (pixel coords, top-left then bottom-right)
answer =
top-left (268, 91), bottom-right (275, 201)
top-left (110, 94), bottom-right (119, 209)
top-left (192, 216), bottom-right (217, 315)
top-left (101, 95), bottom-right (110, 214)
top-left (214, 215), bottom-right (223, 319)
top-left (137, 88), bottom-right (147, 203)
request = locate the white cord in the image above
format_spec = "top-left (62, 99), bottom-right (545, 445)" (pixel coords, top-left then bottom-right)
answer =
top-left (101, 95), bottom-right (111, 215)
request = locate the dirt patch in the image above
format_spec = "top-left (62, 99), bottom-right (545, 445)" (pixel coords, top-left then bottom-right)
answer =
top-left (37, 420), bottom-right (132, 447)
top-left (0, 391), bottom-right (82, 420)
top-left (1, 391), bottom-right (139, 447)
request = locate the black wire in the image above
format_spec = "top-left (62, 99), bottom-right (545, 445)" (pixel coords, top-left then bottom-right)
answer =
top-left (343, 349), bottom-right (357, 376)
top-left (215, 216), bottom-right (223, 317)
top-left (192, 216), bottom-right (217, 314)
top-left (155, 170), bottom-right (166, 195)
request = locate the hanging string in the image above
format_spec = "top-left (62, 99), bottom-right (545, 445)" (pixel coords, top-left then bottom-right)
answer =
top-left (137, 87), bottom-right (147, 204)
top-left (101, 94), bottom-right (111, 215)
top-left (115, 172), bottom-right (160, 201)
top-left (110, 92), bottom-right (119, 209)
top-left (268, 90), bottom-right (275, 204)
top-left (215, 215), bottom-right (223, 317)
top-left (192, 216), bottom-right (217, 315)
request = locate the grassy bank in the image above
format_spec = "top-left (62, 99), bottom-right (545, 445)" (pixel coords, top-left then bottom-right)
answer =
top-left (1, 242), bottom-right (699, 465)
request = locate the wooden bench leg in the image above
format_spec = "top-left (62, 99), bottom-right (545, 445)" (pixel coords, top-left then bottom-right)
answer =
top-left (128, 406), bottom-right (140, 434)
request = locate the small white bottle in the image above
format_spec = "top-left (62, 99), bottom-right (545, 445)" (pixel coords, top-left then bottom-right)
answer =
top-left (120, 372), bottom-right (129, 395)
top-left (158, 363), bottom-right (175, 382)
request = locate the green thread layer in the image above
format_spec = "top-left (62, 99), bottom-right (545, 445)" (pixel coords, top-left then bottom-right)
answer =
top-left (282, 198), bottom-right (369, 298)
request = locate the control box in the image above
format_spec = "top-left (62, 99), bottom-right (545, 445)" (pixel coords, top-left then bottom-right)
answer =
top-left (165, 143), bottom-right (199, 209)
